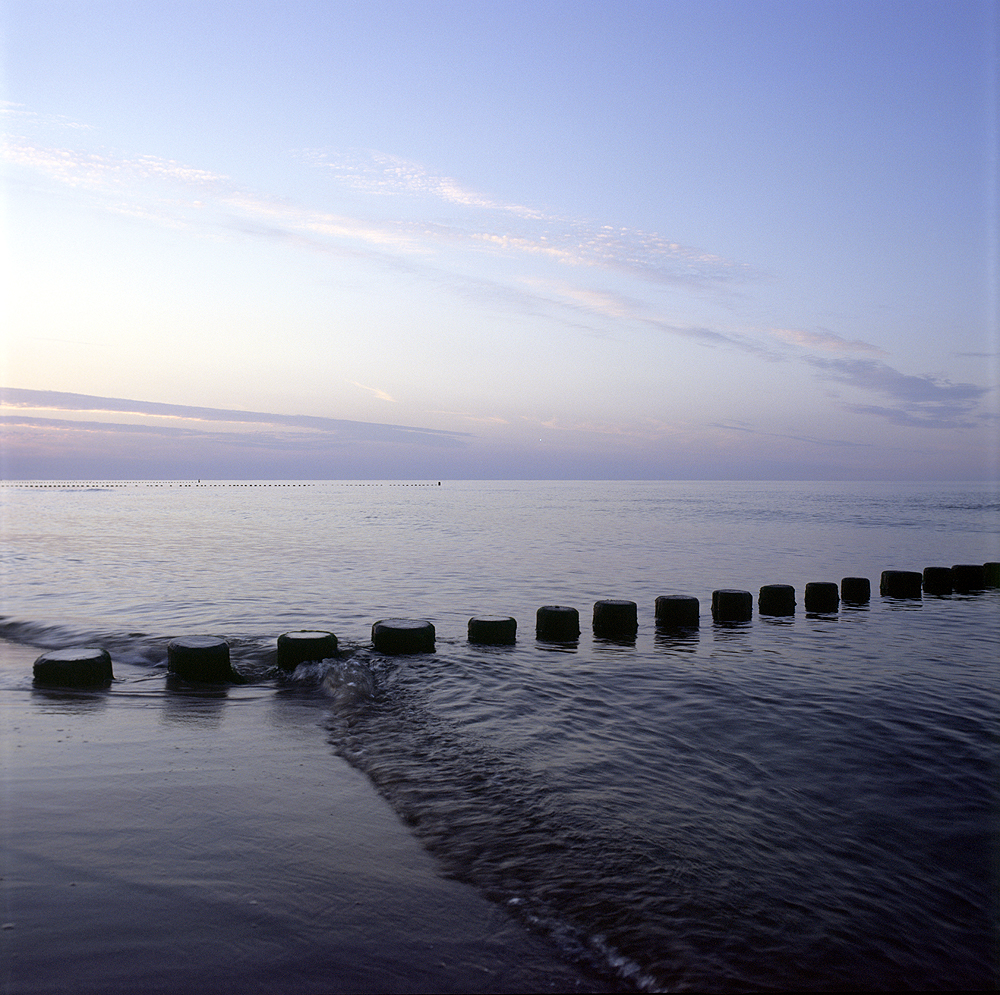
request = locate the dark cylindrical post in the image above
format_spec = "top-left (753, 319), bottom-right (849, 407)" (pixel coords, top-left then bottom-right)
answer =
top-left (371, 619), bottom-right (435, 654)
top-left (712, 589), bottom-right (752, 622)
top-left (758, 584), bottom-right (795, 616)
top-left (985, 562), bottom-right (1000, 587)
top-left (880, 570), bottom-right (922, 598)
top-left (33, 647), bottom-right (114, 688)
top-left (840, 577), bottom-right (870, 603)
top-left (804, 582), bottom-right (839, 613)
top-left (536, 605), bottom-right (580, 641)
top-left (952, 564), bottom-right (986, 592)
top-left (276, 630), bottom-right (338, 670)
top-left (468, 615), bottom-right (517, 645)
top-left (167, 636), bottom-right (238, 682)
top-left (922, 567), bottom-right (953, 595)
top-left (655, 595), bottom-right (699, 628)
top-left (593, 599), bottom-right (638, 638)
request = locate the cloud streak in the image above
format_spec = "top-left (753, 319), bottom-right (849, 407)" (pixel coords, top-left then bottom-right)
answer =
top-left (769, 326), bottom-right (887, 356)
top-left (0, 102), bottom-right (93, 131)
top-left (804, 356), bottom-right (990, 428)
top-left (298, 149), bottom-right (546, 219)
top-left (351, 382), bottom-right (398, 403)
top-left (709, 420), bottom-right (872, 449)
top-left (510, 276), bottom-right (771, 354)
top-left (3, 118), bottom-right (752, 307)
top-left (0, 388), bottom-right (469, 447)
top-left (300, 148), bottom-right (752, 287)
top-left (2, 110), bottom-right (800, 380)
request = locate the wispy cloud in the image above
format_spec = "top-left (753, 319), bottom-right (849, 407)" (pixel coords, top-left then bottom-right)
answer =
top-left (298, 148), bottom-right (753, 287)
top-left (518, 277), bottom-right (641, 320)
top-left (769, 326), bottom-right (887, 356)
top-left (351, 382), bottom-right (397, 403)
top-left (709, 420), bottom-right (872, 448)
top-left (0, 102), bottom-right (93, 130)
top-left (514, 276), bottom-right (772, 354)
top-left (2, 137), bottom-right (228, 192)
top-left (3, 129), bottom-right (749, 320)
top-left (298, 149), bottom-right (545, 218)
top-left (1, 135), bottom-right (431, 260)
top-left (837, 404), bottom-right (973, 429)
top-left (0, 388), bottom-right (469, 447)
top-left (430, 410), bottom-right (509, 425)
top-left (524, 414), bottom-right (705, 444)
top-left (4, 120), bottom-right (750, 288)
top-left (4, 110), bottom-right (765, 366)
top-left (804, 356), bottom-right (990, 428)
top-left (643, 317), bottom-right (774, 355)
top-left (4, 130), bottom-right (762, 362)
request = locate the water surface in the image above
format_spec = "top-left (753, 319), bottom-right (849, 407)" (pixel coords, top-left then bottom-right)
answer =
top-left (2, 480), bottom-right (997, 990)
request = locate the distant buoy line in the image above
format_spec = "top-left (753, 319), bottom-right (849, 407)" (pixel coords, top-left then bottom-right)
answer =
top-left (29, 562), bottom-right (999, 687)
top-left (7, 480), bottom-right (443, 489)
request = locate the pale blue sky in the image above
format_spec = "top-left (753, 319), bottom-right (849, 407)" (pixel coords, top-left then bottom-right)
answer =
top-left (2, 0), bottom-right (997, 479)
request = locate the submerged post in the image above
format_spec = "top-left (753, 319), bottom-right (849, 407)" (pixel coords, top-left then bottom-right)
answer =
top-left (536, 605), bottom-right (580, 641)
top-left (804, 582), bottom-right (839, 613)
top-left (840, 577), bottom-right (871, 603)
top-left (33, 647), bottom-right (114, 688)
top-left (712, 589), bottom-right (752, 622)
top-left (880, 570), bottom-right (922, 599)
top-left (758, 584), bottom-right (795, 616)
top-left (655, 595), bottom-right (700, 628)
top-left (922, 567), bottom-right (953, 595)
top-left (952, 564), bottom-right (986, 592)
top-left (167, 636), bottom-right (240, 683)
top-left (371, 619), bottom-right (435, 654)
top-left (276, 630), bottom-right (338, 670)
top-left (468, 615), bottom-right (517, 645)
top-left (593, 599), bottom-right (638, 639)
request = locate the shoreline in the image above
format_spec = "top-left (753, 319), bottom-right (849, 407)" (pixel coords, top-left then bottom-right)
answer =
top-left (1, 640), bottom-right (613, 994)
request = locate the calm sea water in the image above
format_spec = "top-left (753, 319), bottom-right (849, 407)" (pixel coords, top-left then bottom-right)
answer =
top-left (2, 479), bottom-right (998, 991)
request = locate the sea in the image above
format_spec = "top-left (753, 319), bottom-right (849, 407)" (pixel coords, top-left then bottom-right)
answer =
top-left (1, 479), bottom-right (997, 992)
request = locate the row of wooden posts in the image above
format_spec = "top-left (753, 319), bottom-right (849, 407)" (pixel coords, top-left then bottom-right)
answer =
top-left (29, 563), bottom-right (999, 688)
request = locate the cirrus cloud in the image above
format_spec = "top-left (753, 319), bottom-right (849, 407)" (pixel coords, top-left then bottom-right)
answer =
top-left (804, 356), bottom-right (990, 429)
top-left (769, 326), bottom-right (887, 356)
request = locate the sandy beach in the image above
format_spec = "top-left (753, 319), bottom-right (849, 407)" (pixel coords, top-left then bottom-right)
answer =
top-left (0, 641), bottom-right (609, 994)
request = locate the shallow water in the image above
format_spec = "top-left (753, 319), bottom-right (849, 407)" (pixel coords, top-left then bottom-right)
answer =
top-left (2, 480), bottom-right (998, 990)
top-left (1, 645), bottom-right (606, 995)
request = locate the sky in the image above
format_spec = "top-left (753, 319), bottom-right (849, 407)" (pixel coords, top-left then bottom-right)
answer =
top-left (1, 0), bottom-right (997, 480)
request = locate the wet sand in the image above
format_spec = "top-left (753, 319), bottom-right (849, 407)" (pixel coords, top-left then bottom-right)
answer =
top-left (0, 641), bottom-right (610, 994)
